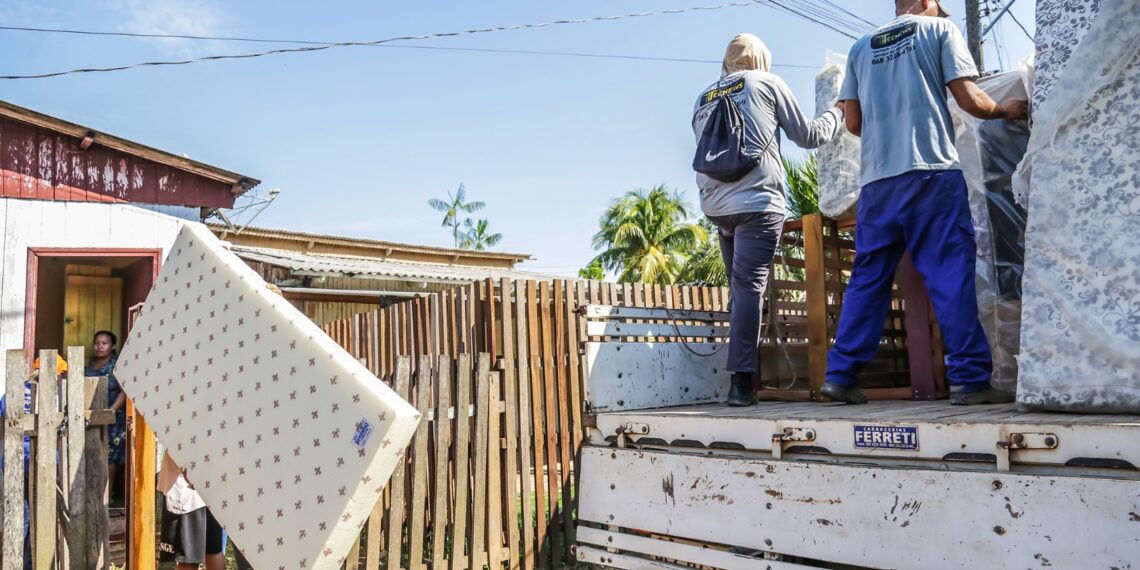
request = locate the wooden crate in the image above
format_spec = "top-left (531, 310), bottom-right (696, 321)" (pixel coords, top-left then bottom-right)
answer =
top-left (759, 213), bottom-right (945, 401)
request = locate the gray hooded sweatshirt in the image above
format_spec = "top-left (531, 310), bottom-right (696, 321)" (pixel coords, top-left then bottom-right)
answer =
top-left (693, 34), bottom-right (843, 217)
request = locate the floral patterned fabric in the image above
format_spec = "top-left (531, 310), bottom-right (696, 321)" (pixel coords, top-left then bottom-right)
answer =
top-left (1031, 0), bottom-right (1104, 113)
top-left (1014, 0), bottom-right (1140, 412)
top-left (116, 224), bottom-right (421, 569)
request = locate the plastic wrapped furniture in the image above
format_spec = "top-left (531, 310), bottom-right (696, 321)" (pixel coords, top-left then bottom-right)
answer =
top-left (1012, 0), bottom-right (1140, 413)
top-left (117, 224), bottom-right (421, 569)
top-left (950, 67), bottom-right (1031, 392)
top-left (815, 50), bottom-right (861, 219)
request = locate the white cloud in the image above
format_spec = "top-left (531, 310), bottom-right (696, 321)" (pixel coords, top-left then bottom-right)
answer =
top-left (111, 0), bottom-right (227, 57)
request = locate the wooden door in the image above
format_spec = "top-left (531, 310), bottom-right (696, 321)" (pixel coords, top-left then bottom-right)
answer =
top-left (63, 268), bottom-right (123, 351)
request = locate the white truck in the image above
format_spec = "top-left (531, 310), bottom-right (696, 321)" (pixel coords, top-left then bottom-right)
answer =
top-left (573, 305), bottom-right (1140, 570)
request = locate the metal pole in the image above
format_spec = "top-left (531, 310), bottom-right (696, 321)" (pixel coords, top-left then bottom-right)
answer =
top-left (982, 0), bottom-right (1018, 37)
top-left (965, 0), bottom-right (986, 71)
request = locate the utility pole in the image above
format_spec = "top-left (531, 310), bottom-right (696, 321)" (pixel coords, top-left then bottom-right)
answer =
top-left (965, 0), bottom-right (986, 72)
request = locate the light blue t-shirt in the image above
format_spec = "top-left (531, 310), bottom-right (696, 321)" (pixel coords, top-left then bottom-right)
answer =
top-left (839, 15), bottom-right (978, 186)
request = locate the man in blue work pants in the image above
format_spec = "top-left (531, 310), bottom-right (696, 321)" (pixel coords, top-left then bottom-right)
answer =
top-left (825, 170), bottom-right (995, 403)
top-left (822, 0), bottom-right (1027, 405)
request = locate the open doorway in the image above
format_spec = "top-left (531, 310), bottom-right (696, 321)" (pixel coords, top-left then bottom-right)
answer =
top-left (24, 248), bottom-right (161, 556)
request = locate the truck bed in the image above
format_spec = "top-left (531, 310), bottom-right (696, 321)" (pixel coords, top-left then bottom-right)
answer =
top-left (578, 401), bottom-right (1140, 569)
top-left (590, 400), bottom-right (1140, 475)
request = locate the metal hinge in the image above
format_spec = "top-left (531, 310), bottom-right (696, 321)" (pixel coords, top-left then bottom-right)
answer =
top-left (996, 432), bottom-right (1058, 471)
top-left (615, 422), bottom-right (649, 448)
top-left (771, 427), bottom-right (816, 460)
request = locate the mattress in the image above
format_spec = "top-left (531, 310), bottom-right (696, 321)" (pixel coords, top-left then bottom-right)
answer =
top-left (1032, 0), bottom-right (1104, 113)
top-left (1013, 0), bottom-right (1140, 412)
top-left (116, 223), bottom-right (420, 568)
top-left (815, 50), bottom-right (861, 218)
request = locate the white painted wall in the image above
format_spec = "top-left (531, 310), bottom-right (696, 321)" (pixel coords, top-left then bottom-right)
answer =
top-left (0, 198), bottom-right (190, 394)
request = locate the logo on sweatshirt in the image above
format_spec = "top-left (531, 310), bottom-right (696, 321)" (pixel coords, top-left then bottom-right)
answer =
top-left (700, 77), bottom-right (746, 105)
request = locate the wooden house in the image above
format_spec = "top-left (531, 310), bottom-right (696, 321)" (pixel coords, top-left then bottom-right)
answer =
top-left (0, 99), bottom-right (260, 371)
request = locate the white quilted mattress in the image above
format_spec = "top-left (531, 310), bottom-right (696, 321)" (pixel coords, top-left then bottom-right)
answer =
top-left (116, 223), bottom-right (420, 569)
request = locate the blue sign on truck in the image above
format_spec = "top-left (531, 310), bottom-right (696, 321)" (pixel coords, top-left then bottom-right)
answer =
top-left (854, 425), bottom-right (919, 450)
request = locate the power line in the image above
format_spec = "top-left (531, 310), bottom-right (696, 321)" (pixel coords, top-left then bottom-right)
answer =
top-left (1007, 11), bottom-right (1034, 41)
top-left (752, 0), bottom-right (868, 40)
top-left (780, 0), bottom-right (874, 36)
top-left (815, 0), bottom-right (878, 28)
top-left (0, 1), bottom-right (762, 80)
top-left (0, 24), bottom-right (819, 70)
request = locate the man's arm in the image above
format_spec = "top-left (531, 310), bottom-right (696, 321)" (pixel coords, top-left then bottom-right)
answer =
top-left (843, 100), bottom-right (862, 137)
top-left (947, 78), bottom-right (1029, 121)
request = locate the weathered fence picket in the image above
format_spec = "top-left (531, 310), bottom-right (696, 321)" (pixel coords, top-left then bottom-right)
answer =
top-left (2, 347), bottom-right (113, 570)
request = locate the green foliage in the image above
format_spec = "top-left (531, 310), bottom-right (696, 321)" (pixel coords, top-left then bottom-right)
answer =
top-left (460, 218), bottom-right (502, 250)
top-left (427, 183), bottom-right (486, 248)
top-left (784, 154), bottom-right (820, 219)
top-left (578, 259), bottom-right (605, 280)
top-left (678, 219), bottom-right (727, 286)
top-left (591, 185), bottom-right (707, 284)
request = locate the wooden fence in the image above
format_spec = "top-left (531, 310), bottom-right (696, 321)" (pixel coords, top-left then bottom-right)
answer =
top-left (320, 278), bottom-right (729, 570)
top-left (317, 215), bottom-right (947, 569)
top-left (2, 348), bottom-right (113, 570)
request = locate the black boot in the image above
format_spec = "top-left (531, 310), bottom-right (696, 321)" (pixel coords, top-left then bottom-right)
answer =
top-left (727, 372), bottom-right (757, 407)
top-left (949, 384), bottom-right (1015, 405)
top-left (821, 381), bottom-right (868, 405)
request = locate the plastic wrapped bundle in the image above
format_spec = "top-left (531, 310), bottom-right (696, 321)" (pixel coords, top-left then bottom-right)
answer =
top-left (950, 68), bottom-right (1031, 393)
top-left (815, 50), bottom-right (861, 218)
top-left (1013, 0), bottom-right (1140, 413)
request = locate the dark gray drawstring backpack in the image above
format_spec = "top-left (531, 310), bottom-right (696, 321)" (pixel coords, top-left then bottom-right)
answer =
top-left (693, 79), bottom-right (757, 182)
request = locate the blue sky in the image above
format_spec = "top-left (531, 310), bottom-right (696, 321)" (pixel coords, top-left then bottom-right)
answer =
top-left (0, 1), bottom-right (1035, 275)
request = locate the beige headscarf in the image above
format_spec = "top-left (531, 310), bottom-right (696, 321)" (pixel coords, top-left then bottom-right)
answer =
top-left (721, 33), bottom-right (772, 77)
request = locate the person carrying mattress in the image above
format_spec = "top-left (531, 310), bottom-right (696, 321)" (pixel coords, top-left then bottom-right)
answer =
top-left (692, 33), bottom-right (844, 407)
top-left (822, 0), bottom-right (1028, 405)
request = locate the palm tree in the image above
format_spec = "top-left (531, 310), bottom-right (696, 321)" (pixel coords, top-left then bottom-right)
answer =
top-left (678, 218), bottom-right (728, 286)
top-left (428, 183), bottom-right (486, 248)
top-left (783, 154), bottom-right (820, 219)
top-left (460, 218), bottom-right (503, 251)
top-left (591, 186), bottom-right (706, 284)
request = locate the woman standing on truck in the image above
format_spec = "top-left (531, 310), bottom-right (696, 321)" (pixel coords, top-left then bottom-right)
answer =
top-left (692, 34), bottom-right (844, 406)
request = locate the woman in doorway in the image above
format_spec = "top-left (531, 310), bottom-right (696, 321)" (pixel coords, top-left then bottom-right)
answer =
top-left (86, 330), bottom-right (127, 505)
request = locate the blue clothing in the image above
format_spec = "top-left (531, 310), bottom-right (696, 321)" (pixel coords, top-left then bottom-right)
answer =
top-left (87, 355), bottom-right (126, 465)
top-left (826, 170), bottom-right (992, 389)
top-left (839, 15), bottom-right (979, 185)
top-left (710, 211), bottom-right (785, 373)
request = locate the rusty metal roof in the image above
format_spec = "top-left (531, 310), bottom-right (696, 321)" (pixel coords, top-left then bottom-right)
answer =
top-left (0, 99), bottom-right (259, 192)
top-left (230, 245), bottom-right (555, 283)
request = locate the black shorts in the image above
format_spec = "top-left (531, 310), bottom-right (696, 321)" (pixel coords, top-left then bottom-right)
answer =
top-left (173, 507), bottom-right (226, 564)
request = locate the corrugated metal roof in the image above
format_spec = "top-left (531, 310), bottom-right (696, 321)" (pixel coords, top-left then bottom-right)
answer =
top-left (210, 224), bottom-right (532, 262)
top-left (230, 245), bottom-right (556, 283)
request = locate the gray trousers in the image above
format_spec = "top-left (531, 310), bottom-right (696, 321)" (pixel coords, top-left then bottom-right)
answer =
top-left (709, 211), bottom-right (784, 373)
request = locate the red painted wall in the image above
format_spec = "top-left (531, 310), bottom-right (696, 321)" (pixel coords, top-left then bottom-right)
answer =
top-left (0, 117), bottom-right (237, 208)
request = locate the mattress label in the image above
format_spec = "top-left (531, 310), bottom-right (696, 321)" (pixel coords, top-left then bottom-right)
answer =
top-left (854, 425), bottom-right (918, 450)
top-left (353, 419), bottom-right (374, 449)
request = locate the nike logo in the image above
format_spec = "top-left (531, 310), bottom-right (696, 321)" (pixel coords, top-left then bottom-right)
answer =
top-left (705, 149), bottom-right (729, 161)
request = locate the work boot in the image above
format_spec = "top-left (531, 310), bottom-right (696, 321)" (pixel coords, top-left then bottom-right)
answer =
top-left (727, 372), bottom-right (757, 407)
top-left (821, 381), bottom-right (868, 405)
top-left (949, 385), bottom-right (1015, 406)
